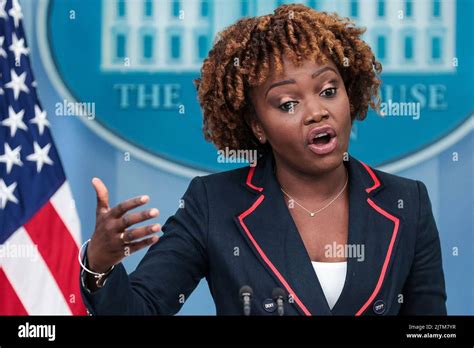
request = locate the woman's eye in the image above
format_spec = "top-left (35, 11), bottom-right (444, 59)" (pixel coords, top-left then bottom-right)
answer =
top-left (320, 87), bottom-right (337, 97)
top-left (278, 101), bottom-right (298, 112)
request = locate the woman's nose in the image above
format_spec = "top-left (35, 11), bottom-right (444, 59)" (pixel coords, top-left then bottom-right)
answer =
top-left (303, 103), bottom-right (329, 125)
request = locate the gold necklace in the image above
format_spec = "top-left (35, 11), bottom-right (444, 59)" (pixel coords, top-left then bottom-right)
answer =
top-left (280, 170), bottom-right (348, 217)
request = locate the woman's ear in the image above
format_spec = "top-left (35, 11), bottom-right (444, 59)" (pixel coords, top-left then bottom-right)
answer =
top-left (250, 118), bottom-right (266, 144)
top-left (246, 96), bottom-right (267, 144)
top-left (247, 90), bottom-right (267, 144)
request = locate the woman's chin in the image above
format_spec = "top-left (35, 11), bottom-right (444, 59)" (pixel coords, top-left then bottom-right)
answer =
top-left (299, 151), bottom-right (344, 174)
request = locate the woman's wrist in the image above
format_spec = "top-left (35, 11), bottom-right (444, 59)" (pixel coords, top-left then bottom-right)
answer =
top-left (86, 241), bottom-right (114, 274)
top-left (79, 239), bottom-right (115, 291)
top-left (87, 257), bottom-right (113, 274)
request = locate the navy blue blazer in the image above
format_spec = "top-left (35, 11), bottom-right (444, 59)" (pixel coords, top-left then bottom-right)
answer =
top-left (80, 152), bottom-right (447, 316)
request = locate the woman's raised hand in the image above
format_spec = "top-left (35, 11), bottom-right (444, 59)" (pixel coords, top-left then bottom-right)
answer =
top-left (86, 178), bottom-right (160, 274)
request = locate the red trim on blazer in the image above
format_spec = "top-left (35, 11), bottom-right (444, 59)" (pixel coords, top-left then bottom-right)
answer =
top-left (238, 195), bottom-right (312, 316)
top-left (355, 198), bottom-right (400, 316)
top-left (240, 158), bottom-right (399, 316)
top-left (246, 165), bottom-right (263, 192)
top-left (359, 161), bottom-right (381, 193)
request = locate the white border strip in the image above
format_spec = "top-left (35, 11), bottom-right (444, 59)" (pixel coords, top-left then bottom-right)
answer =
top-left (37, 0), bottom-right (473, 177)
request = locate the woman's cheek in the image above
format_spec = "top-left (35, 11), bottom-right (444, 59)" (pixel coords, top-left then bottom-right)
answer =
top-left (270, 121), bottom-right (299, 151)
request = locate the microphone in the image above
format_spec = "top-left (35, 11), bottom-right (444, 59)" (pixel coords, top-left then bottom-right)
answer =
top-left (272, 287), bottom-right (287, 316)
top-left (239, 285), bottom-right (253, 316)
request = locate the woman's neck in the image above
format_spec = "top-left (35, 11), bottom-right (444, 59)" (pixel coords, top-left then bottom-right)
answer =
top-left (274, 157), bottom-right (348, 204)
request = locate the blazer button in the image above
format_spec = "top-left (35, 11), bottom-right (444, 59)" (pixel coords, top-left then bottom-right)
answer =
top-left (262, 298), bottom-right (277, 313)
top-left (373, 300), bottom-right (386, 315)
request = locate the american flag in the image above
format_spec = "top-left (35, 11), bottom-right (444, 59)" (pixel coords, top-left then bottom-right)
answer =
top-left (0, 0), bottom-right (86, 315)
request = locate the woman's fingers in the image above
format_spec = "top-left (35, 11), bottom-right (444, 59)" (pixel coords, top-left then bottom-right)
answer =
top-left (89, 180), bottom-right (160, 272)
top-left (92, 177), bottom-right (110, 214)
top-left (108, 195), bottom-right (150, 218)
top-left (116, 208), bottom-right (159, 230)
top-left (123, 223), bottom-right (161, 243)
top-left (126, 235), bottom-right (159, 254)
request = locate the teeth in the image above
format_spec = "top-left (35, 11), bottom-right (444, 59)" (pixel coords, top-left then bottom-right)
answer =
top-left (314, 132), bottom-right (328, 139)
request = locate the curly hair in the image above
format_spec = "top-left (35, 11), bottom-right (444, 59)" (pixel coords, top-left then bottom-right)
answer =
top-left (194, 4), bottom-right (382, 154)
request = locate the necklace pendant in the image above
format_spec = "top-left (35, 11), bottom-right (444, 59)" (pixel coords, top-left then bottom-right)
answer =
top-left (310, 213), bottom-right (315, 217)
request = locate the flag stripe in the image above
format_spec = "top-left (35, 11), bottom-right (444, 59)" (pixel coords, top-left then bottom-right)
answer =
top-left (0, 227), bottom-right (72, 315)
top-left (0, 267), bottom-right (28, 315)
top-left (24, 202), bottom-right (86, 315)
top-left (50, 181), bottom-right (82, 248)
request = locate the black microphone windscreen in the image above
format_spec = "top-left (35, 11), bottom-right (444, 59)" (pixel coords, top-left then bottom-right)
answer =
top-left (272, 287), bottom-right (286, 300)
top-left (239, 285), bottom-right (253, 297)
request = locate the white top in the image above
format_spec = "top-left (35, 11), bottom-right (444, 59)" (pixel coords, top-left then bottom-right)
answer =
top-left (311, 261), bottom-right (347, 310)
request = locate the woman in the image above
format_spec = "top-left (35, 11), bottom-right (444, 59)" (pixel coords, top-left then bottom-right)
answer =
top-left (80, 4), bottom-right (446, 315)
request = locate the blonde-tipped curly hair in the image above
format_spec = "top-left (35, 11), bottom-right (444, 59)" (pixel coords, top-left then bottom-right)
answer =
top-left (194, 4), bottom-right (382, 153)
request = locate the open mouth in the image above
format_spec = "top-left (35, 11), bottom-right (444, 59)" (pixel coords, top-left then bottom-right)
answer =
top-left (307, 125), bottom-right (338, 155)
top-left (311, 132), bottom-right (332, 145)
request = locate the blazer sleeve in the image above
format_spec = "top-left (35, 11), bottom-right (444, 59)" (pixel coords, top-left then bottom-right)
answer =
top-left (400, 180), bottom-right (447, 315)
top-left (80, 176), bottom-right (209, 315)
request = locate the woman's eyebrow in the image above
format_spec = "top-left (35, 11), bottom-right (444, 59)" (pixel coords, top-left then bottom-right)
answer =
top-left (265, 79), bottom-right (295, 98)
top-left (311, 66), bottom-right (338, 79)
top-left (265, 66), bottom-right (339, 98)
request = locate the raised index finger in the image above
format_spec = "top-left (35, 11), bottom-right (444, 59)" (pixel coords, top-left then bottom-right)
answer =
top-left (109, 195), bottom-right (150, 218)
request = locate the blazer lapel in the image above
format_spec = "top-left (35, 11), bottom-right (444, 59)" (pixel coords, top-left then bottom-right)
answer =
top-left (233, 152), bottom-right (330, 316)
top-left (331, 157), bottom-right (404, 315)
top-left (234, 152), bottom-right (403, 316)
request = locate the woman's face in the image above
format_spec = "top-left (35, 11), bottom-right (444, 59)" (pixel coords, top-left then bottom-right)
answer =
top-left (249, 56), bottom-right (352, 176)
